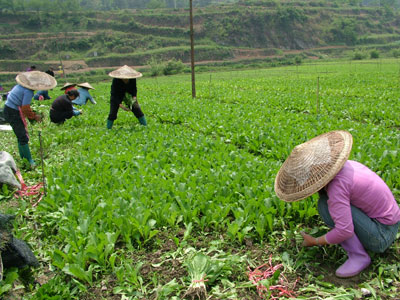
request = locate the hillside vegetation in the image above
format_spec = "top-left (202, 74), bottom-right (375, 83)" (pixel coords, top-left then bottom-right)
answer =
top-left (1, 0), bottom-right (400, 76)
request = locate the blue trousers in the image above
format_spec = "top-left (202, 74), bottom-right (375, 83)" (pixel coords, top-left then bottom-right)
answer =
top-left (318, 191), bottom-right (399, 253)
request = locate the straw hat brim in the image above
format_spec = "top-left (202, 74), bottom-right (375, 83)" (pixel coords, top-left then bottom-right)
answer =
top-left (77, 82), bottom-right (95, 90)
top-left (274, 130), bottom-right (353, 202)
top-left (16, 71), bottom-right (57, 91)
top-left (60, 83), bottom-right (76, 90)
top-left (108, 65), bottom-right (143, 79)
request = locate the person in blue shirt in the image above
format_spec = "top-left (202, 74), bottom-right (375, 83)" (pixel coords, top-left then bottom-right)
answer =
top-left (4, 71), bottom-right (57, 167)
top-left (33, 90), bottom-right (51, 100)
top-left (71, 82), bottom-right (96, 106)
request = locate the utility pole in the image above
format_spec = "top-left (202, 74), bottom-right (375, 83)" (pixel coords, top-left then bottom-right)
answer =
top-left (56, 41), bottom-right (67, 79)
top-left (189, 0), bottom-right (196, 98)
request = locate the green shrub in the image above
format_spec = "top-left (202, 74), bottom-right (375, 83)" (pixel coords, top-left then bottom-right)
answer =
top-left (148, 57), bottom-right (164, 76)
top-left (370, 50), bottom-right (379, 59)
top-left (294, 56), bottom-right (303, 65)
top-left (352, 51), bottom-right (366, 60)
top-left (392, 49), bottom-right (400, 58)
top-left (163, 58), bottom-right (185, 75)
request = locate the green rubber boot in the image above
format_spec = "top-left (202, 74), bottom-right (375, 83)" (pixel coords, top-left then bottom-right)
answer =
top-left (107, 119), bottom-right (114, 129)
top-left (17, 143), bottom-right (24, 159)
top-left (19, 143), bottom-right (36, 167)
top-left (138, 116), bottom-right (147, 126)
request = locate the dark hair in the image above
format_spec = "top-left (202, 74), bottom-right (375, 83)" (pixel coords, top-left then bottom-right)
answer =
top-left (67, 89), bottom-right (79, 98)
top-left (30, 65), bottom-right (36, 69)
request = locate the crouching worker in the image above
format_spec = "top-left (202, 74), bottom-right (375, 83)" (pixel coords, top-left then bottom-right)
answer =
top-left (0, 213), bottom-right (39, 279)
top-left (274, 130), bottom-right (400, 278)
top-left (72, 82), bottom-right (96, 106)
top-left (33, 90), bottom-right (51, 101)
top-left (50, 90), bottom-right (81, 124)
top-left (106, 65), bottom-right (147, 129)
top-left (4, 71), bottom-right (57, 167)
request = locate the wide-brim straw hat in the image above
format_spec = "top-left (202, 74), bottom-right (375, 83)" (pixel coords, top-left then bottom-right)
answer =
top-left (274, 130), bottom-right (353, 202)
top-left (60, 82), bottom-right (76, 90)
top-left (16, 71), bottom-right (57, 91)
top-left (108, 65), bottom-right (143, 79)
top-left (77, 82), bottom-right (95, 90)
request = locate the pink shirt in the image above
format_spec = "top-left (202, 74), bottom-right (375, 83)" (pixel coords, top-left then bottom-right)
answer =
top-left (325, 160), bottom-right (400, 244)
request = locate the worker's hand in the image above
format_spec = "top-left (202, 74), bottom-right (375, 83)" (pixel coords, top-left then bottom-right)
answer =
top-left (34, 114), bottom-right (42, 122)
top-left (119, 104), bottom-right (131, 112)
top-left (300, 231), bottom-right (317, 247)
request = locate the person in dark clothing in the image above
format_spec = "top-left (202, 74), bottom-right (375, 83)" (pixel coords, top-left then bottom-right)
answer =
top-left (50, 90), bottom-right (81, 124)
top-left (45, 67), bottom-right (55, 77)
top-left (106, 65), bottom-right (147, 129)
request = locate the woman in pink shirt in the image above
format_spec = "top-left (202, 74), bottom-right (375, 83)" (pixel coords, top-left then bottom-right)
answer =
top-left (275, 130), bottom-right (400, 278)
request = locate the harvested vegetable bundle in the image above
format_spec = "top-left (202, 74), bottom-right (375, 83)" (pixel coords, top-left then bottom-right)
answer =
top-left (122, 94), bottom-right (134, 109)
top-left (183, 253), bottom-right (211, 299)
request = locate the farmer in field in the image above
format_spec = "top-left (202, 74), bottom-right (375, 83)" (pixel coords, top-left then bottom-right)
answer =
top-left (50, 90), bottom-right (82, 124)
top-left (45, 67), bottom-right (55, 77)
top-left (275, 130), bottom-right (400, 278)
top-left (106, 65), bottom-right (147, 129)
top-left (33, 89), bottom-right (51, 101)
top-left (4, 71), bottom-right (57, 167)
top-left (60, 82), bottom-right (77, 94)
top-left (72, 82), bottom-right (97, 106)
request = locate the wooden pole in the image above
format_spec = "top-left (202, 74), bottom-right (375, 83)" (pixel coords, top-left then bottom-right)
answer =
top-left (189, 0), bottom-right (196, 98)
top-left (209, 74), bottom-right (212, 98)
top-left (56, 41), bottom-right (67, 79)
top-left (38, 131), bottom-right (47, 196)
top-left (316, 76), bottom-right (320, 116)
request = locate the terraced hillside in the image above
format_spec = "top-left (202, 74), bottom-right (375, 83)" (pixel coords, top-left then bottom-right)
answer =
top-left (1, 0), bottom-right (400, 72)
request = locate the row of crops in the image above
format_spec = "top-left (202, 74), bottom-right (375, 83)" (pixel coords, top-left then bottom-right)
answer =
top-left (1, 59), bottom-right (400, 298)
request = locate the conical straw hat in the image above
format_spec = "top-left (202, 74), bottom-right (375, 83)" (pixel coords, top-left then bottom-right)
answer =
top-left (108, 65), bottom-right (142, 79)
top-left (274, 130), bottom-right (353, 202)
top-left (16, 71), bottom-right (57, 91)
top-left (60, 82), bottom-right (76, 90)
top-left (77, 82), bottom-right (95, 90)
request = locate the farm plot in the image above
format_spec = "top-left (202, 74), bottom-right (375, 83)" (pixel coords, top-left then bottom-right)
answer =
top-left (1, 59), bottom-right (400, 299)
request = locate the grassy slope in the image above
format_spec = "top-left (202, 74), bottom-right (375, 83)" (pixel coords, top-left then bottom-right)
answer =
top-left (0, 59), bottom-right (400, 299)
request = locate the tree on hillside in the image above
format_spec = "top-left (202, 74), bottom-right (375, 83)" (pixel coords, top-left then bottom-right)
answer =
top-left (329, 18), bottom-right (358, 45)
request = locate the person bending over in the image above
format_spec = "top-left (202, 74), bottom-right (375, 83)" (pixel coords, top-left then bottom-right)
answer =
top-left (50, 90), bottom-right (81, 124)
top-left (33, 90), bottom-right (51, 100)
top-left (106, 65), bottom-right (147, 129)
top-left (72, 82), bottom-right (96, 106)
top-left (4, 71), bottom-right (56, 167)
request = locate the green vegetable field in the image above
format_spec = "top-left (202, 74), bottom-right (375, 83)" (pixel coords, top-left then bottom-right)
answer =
top-left (1, 59), bottom-right (400, 299)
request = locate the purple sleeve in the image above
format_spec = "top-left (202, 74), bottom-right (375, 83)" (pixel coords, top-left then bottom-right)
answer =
top-left (325, 176), bottom-right (355, 244)
top-left (21, 89), bottom-right (34, 106)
